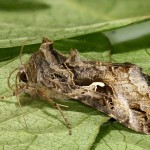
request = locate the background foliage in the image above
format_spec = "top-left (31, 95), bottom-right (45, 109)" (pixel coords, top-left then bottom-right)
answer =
top-left (0, 0), bottom-right (150, 150)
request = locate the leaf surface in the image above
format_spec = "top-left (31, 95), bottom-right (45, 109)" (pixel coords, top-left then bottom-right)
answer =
top-left (0, 0), bottom-right (150, 150)
top-left (0, 0), bottom-right (149, 48)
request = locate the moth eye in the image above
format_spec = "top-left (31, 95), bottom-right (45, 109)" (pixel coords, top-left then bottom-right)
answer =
top-left (20, 72), bottom-right (27, 82)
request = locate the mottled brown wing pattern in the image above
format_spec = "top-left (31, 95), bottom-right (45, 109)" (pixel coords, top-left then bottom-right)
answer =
top-left (17, 37), bottom-right (150, 134)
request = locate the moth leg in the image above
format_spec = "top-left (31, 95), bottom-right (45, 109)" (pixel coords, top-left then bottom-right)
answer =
top-left (47, 98), bottom-right (71, 135)
top-left (37, 89), bottom-right (72, 135)
top-left (54, 102), bottom-right (71, 135)
top-left (56, 103), bottom-right (68, 108)
top-left (0, 83), bottom-right (28, 99)
top-left (0, 93), bottom-right (15, 99)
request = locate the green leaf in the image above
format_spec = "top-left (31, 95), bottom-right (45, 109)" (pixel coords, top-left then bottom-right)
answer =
top-left (0, 0), bottom-right (150, 48)
top-left (92, 121), bottom-right (150, 150)
top-left (0, 0), bottom-right (150, 149)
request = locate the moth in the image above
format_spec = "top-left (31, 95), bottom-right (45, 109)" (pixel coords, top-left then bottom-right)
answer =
top-left (8, 37), bottom-right (150, 135)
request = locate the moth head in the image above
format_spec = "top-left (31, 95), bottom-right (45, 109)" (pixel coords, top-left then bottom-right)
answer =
top-left (7, 64), bottom-right (28, 92)
top-left (19, 65), bottom-right (28, 83)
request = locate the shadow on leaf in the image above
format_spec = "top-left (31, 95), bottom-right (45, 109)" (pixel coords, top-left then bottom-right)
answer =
top-left (0, 0), bottom-right (50, 11)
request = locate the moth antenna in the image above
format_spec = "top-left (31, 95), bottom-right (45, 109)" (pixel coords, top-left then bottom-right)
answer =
top-left (8, 40), bottom-right (27, 91)
top-left (37, 89), bottom-right (71, 135)
top-left (20, 44), bottom-right (25, 65)
top-left (7, 68), bottom-right (18, 91)
top-left (15, 72), bottom-right (28, 129)
top-left (20, 39), bottom-right (29, 65)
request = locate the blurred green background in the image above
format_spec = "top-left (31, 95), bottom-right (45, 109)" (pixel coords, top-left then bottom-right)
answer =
top-left (0, 1), bottom-right (150, 150)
